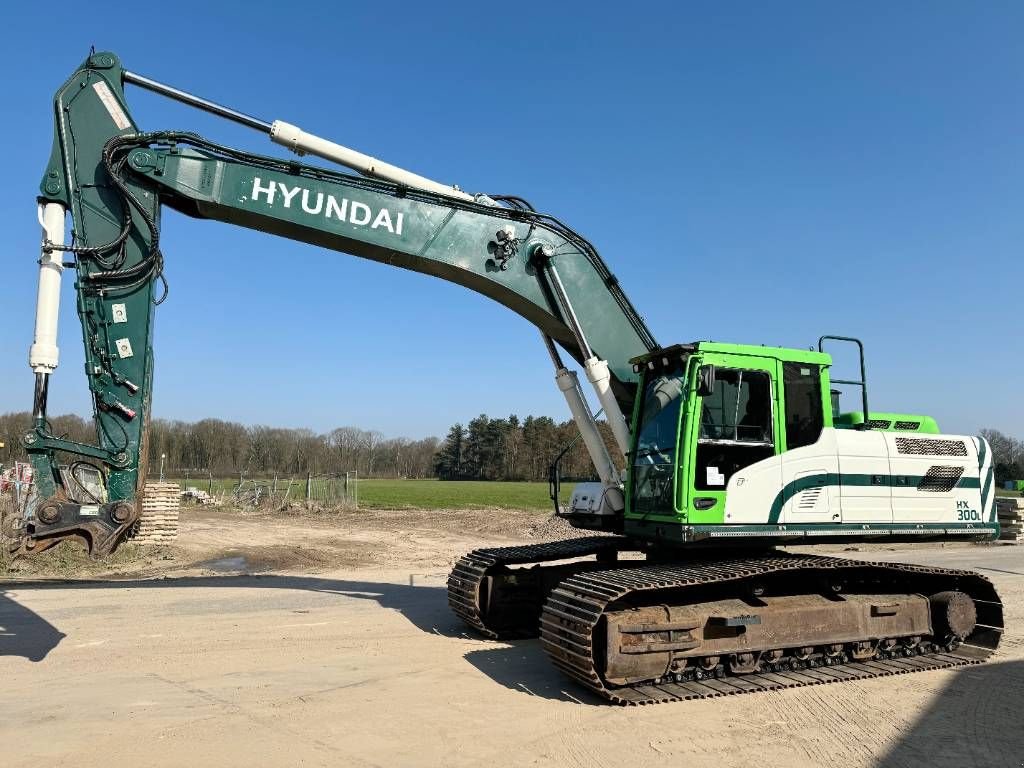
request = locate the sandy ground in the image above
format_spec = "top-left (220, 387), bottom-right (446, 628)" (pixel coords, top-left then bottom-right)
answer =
top-left (0, 506), bottom-right (1022, 768)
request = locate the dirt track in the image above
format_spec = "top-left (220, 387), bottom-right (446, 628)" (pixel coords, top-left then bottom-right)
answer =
top-left (1, 507), bottom-right (1022, 767)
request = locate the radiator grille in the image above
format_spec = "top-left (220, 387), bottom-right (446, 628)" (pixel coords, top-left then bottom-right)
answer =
top-left (797, 486), bottom-right (823, 510)
top-left (917, 466), bottom-right (964, 493)
top-left (895, 437), bottom-right (968, 456)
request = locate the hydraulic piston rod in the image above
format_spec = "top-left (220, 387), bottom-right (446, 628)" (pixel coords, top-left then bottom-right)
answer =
top-left (123, 70), bottom-right (273, 133)
top-left (541, 254), bottom-right (633, 458)
top-left (541, 334), bottom-right (622, 512)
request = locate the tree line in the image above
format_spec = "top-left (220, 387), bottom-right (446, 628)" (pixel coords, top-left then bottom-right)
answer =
top-left (432, 414), bottom-right (614, 481)
top-left (980, 429), bottom-right (1024, 485)
top-left (2, 411), bottom-right (1018, 485)
top-left (0, 411), bottom-right (612, 482)
top-left (0, 412), bottom-right (438, 479)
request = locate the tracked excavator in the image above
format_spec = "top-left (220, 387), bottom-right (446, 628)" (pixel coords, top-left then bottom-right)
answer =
top-left (13, 52), bottom-right (1002, 704)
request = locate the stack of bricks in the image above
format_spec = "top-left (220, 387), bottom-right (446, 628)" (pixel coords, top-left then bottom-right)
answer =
top-left (133, 482), bottom-right (181, 543)
top-left (996, 497), bottom-right (1024, 543)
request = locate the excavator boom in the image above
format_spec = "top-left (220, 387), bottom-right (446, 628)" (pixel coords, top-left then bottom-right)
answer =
top-left (18, 51), bottom-right (654, 553)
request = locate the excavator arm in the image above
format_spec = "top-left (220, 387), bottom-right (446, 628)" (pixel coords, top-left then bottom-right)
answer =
top-left (16, 51), bottom-right (656, 555)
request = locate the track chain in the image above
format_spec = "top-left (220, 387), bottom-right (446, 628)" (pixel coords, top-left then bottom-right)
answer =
top-left (540, 552), bottom-right (1003, 704)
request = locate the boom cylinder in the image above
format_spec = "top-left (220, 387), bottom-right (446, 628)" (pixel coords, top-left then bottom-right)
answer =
top-left (583, 357), bottom-right (633, 458)
top-left (555, 367), bottom-right (620, 490)
top-left (270, 121), bottom-right (475, 201)
top-left (542, 257), bottom-right (633, 458)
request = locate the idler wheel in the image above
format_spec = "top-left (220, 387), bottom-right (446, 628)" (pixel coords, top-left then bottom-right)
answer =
top-left (37, 503), bottom-right (61, 525)
top-left (930, 591), bottom-right (977, 640)
top-left (110, 503), bottom-right (134, 525)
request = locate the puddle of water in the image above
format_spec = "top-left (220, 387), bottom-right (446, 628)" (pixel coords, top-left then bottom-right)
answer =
top-left (199, 556), bottom-right (250, 573)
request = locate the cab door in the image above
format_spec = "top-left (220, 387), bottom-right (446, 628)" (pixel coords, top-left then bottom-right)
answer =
top-left (778, 362), bottom-right (840, 524)
top-left (684, 354), bottom-right (780, 524)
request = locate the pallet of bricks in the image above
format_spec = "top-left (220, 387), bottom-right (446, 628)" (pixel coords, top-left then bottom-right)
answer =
top-left (133, 481), bottom-right (181, 543)
top-left (996, 497), bottom-right (1024, 543)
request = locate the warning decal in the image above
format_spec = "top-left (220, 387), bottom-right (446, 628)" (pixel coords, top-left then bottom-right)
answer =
top-left (92, 81), bottom-right (131, 130)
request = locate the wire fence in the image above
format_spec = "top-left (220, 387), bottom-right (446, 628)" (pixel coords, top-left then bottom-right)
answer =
top-left (0, 462), bottom-right (33, 520)
top-left (152, 470), bottom-right (359, 509)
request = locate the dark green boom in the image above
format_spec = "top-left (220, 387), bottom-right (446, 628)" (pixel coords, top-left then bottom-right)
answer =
top-left (18, 51), bottom-right (655, 554)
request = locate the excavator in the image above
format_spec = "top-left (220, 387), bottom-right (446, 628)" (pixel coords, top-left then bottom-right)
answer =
top-left (12, 51), bottom-right (1002, 704)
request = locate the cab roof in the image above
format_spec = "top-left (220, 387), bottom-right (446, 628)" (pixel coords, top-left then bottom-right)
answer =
top-left (630, 341), bottom-right (832, 368)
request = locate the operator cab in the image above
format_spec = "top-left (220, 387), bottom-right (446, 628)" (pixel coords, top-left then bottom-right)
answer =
top-left (624, 338), bottom-right (944, 529)
top-left (628, 341), bottom-right (830, 522)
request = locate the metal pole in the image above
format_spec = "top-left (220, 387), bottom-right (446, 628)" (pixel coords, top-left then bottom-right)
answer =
top-left (540, 332), bottom-right (565, 369)
top-left (542, 262), bottom-right (632, 458)
top-left (31, 374), bottom-right (49, 424)
top-left (123, 71), bottom-right (272, 133)
top-left (542, 259), bottom-right (594, 361)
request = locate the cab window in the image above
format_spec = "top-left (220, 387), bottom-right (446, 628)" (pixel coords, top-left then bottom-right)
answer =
top-left (694, 368), bottom-right (774, 491)
top-left (631, 368), bottom-right (685, 514)
top-left (783, 362), bottom-right (824, 449)
top-left (699, 369), bottom-right (772, 443)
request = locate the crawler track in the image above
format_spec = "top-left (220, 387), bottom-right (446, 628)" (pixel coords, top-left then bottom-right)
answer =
top-left (447, 536), bottom-right (634, 638)
top-left (540, 553), bottom-right (1003, 704)
top-left (448, 540), bottom-right (1004, 704)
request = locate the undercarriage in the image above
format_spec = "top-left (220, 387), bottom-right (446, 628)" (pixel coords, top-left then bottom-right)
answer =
top-left (447, 537), bottom-right (1003, 704)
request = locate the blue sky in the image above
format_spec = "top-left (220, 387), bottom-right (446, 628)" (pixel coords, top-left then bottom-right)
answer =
top-left (1, 1), bottom-right (1020, 440)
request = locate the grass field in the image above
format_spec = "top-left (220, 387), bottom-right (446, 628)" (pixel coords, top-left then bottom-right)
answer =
top-left (168, 477), bottom-right (565, 511)
top-left (169, 476), bottom-right (1024, 509)
top-left (358, 479), bottom-right (565, 510)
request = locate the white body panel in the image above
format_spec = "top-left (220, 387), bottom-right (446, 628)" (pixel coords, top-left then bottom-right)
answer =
top-left (885, 432), bottom-right (973, 522)
top-left (979, 436), bottom-right (996, 523)
top-left (722, 452), bottom-right (783, 524)
top-left (722, 428), bottom-right (987, 527)
top-left (836, 430), bottom-right (893, 523)
top-left (569, 481), bottom-right (625, 517)
top-left (781, 429), bottom-right (841, 524)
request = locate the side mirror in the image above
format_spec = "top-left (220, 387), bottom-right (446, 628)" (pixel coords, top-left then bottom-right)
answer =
top-left (697, 364), bottom-right (716, 397)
